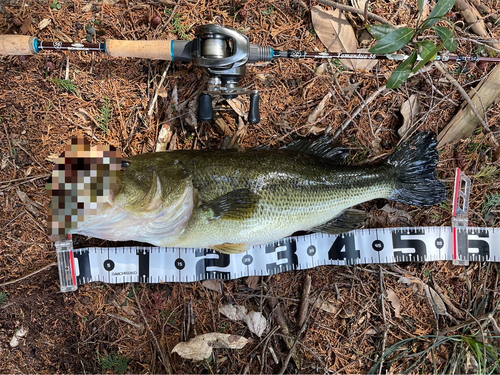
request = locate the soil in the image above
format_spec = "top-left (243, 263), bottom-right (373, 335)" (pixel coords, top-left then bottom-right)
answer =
top-left (1, 0), bottom-right (500, 374)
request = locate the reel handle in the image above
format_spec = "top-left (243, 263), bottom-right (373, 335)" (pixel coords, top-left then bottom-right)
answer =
top-left (105, 39), bottom-right (191, 61)
top-left (0, 35), bottom-right (37, 55)
top-left (248, 92), bottom-right (260, 124)
top-left (198, 93), bottom-right (214, 121)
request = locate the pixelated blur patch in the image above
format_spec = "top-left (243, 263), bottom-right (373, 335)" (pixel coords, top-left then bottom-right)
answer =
top-left (46, 138), bottom-right (121, 239)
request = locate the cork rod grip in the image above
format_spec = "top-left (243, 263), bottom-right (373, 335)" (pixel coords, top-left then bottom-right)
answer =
top-left (0, 35), bottom-right (37, 55)
top-left (105, 39), bottom-right (173, 60)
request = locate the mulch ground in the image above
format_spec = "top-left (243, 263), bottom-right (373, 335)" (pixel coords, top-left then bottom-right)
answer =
top-left (1, 0), bottom-right (500, 373)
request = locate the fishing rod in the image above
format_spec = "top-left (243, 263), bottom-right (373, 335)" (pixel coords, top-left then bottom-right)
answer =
top-left (1, 24), bottom-right (498, 122)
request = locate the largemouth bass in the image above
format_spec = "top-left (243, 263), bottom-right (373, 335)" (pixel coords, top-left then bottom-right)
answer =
top-left (66, 132), bottom-right (446, 253)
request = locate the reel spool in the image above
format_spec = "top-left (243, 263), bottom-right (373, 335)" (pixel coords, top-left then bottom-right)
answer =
top-left (191, 25), bottom-right (272, 124)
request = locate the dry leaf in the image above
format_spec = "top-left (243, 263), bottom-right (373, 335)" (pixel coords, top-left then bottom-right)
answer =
top-left (398, 277), bottom-right (413, 286)
top-left (156, 124), bottom-right (173, 152)
top-left (307, 92), bottom-right (332, 124)
top-left (381, 204), bottom-right (414, 226)
top-left (16, 189), bottom-right (41, 216)
top-left (45, 153), bottom-right (61, 163)
top-left (245, 276), bottom-right (260, 289)
top-left (201, 279), bottom-right (223, 293)
top-left (311, 298), bottom-right (339, 314)
top-left (351, 0), bottom-right (368, 10)
top-left (227, 98), bottom-right (246, 119)
top-left (220, 304), bottom-right (248, 321)
top-left (424, 285), bottom-right (448, 316)
top-left (82, 3), bottom-right (93, 12)
top-left (398, 94), bottom-right (420, 139)
top-left (244, 311), bottom-right (268, 337)
top-left (10, 327), bottom-right (28, 348)
top-left (20, 17), bottom-right (32, 34)
top-left (386, 288), bottom-right (402, 318)
top-left (355, 48), bottom-right (379, 71)
top-left (38, 18), bottom-right (51, 30)
top-left (311, 6), bottom-right (357, 70)
top-left (172, 333), bottom-right (248, 361)
top-left (316, 62), bottom-right (330, 75)
top-left (220, 305), bottom-right (268, 337)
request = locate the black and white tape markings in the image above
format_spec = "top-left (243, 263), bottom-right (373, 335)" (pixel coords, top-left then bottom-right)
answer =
top-left (62, 226), bottom-right (498, 286)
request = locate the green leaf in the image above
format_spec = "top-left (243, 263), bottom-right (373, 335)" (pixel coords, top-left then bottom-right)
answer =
top-left (369, 28), bottom-right (415, 54)
top-left (366, 24), bottom-right (394, 40)
top-left (418, 40), bottom-right (438, 60)
top-left (418, 0), bottom-right (426, 16)
top-left (412, 42), bottom-right (443, 72)
top-left (433, 25), bottom-right (458, 51)
top-left (422, 0), bottom-right (457, 28)
top-left (386, 51), bottom-right (418, 88)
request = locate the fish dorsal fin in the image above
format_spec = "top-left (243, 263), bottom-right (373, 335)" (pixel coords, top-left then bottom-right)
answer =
top-left (212, 243), bottom-right (250, 254)
top-left (281, 135), bottom-right (349, 164)
top-left (311, 209), bottom-right (367, 234)
top-left (204, 189), bottom-right (260, 221)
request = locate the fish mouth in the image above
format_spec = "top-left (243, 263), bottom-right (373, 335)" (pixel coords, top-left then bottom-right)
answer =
top-left (47, 138), bottom-right (122, 240)
top-left (69, 181), bottom-right (194, 244)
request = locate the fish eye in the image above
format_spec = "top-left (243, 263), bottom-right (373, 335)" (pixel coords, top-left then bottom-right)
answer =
top-left (121, 160), bottom-right (131, 169)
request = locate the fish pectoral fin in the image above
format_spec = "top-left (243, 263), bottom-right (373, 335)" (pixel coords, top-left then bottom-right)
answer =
top-left (212, 243), bottom-right (250, 254)
top-left (311, 209), bottom-right (367, 234)
top-left (204, 189), bottom-right (259, 221)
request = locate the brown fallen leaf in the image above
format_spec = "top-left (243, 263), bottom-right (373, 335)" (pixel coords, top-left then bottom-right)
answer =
top-left (311, 6), bottom-right (378, 71)
top-left (398, 94), bottom-right (420, 140)
top-left (38, 18), bottom-right (51, 30)
top-left (311, 5), bottom-right (357, 70)
top-left (219, 304), bottom-right (268, 337)
top-left (386, 288), bottom-right (402, 318)
top-left (172, 333), bottom-right (248, 361)
top-left (20, 17), bottom-right (32, 34)
top-left (307, 92), bottom-right (332, 124)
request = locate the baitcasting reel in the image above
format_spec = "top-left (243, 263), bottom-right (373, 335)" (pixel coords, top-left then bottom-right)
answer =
top-left (190, 25), bottom-right (273, 124)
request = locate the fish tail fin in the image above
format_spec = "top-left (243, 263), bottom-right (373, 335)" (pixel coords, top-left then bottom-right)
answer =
top-left (385, 131), bottom-right (446, 206)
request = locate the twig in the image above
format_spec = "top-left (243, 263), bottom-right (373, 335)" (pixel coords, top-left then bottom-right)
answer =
top-left (332, 85), bottom-right (386, 138)
top-left (432, 279), bottom-right (464, 319)
top-left (14, 142), bottom-right (49, 172)
top-left (317, 0), bottom-right (396, 26)
top-left (378, 266), bottom-right (389, 375)
top-left (1, 262), bottom-right (57, 287)
top-left (259, 326), bottom-right (281, 374)
top-left (147, 62), bottom-right (171, 118)
top-left (277, 286), bottom-right (325, 374)
top-left (132, 287), bottom-right (173, 374)
top-left (0, 173), bottom-right (50, 185)
top-left (298, 274), bottom-right (312, 327)
top-left (107, 313), bottom-right (144, 332)
top-left (438, 313), bottom-right (492, 335)
top-left (434, 61), bottom-right (498, 147)
top-left (333, 66), bottom-right (434, 138)
top-left (64, 55), bottom-right (70, 81)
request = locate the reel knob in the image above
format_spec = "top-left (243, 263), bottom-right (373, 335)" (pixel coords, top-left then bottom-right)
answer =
top-left (248, 91), bottom-right (260, 124)
top-left (198, 93), bottom-right (213, 121)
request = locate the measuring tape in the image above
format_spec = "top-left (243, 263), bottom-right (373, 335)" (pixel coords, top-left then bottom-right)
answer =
top-left (55, 169), bottom-right (497, 292)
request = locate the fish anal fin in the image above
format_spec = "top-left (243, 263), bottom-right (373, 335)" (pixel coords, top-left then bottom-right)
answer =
top-left (205, 188), bottom-right (259, 221)
top-left (212, 243), bottom-right (250, 254)
top-left (311, 209), bottom-right (367, 234)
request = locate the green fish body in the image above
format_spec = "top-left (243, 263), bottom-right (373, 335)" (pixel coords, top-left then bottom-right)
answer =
top-left (70, 132), bottom-right (446, 253)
